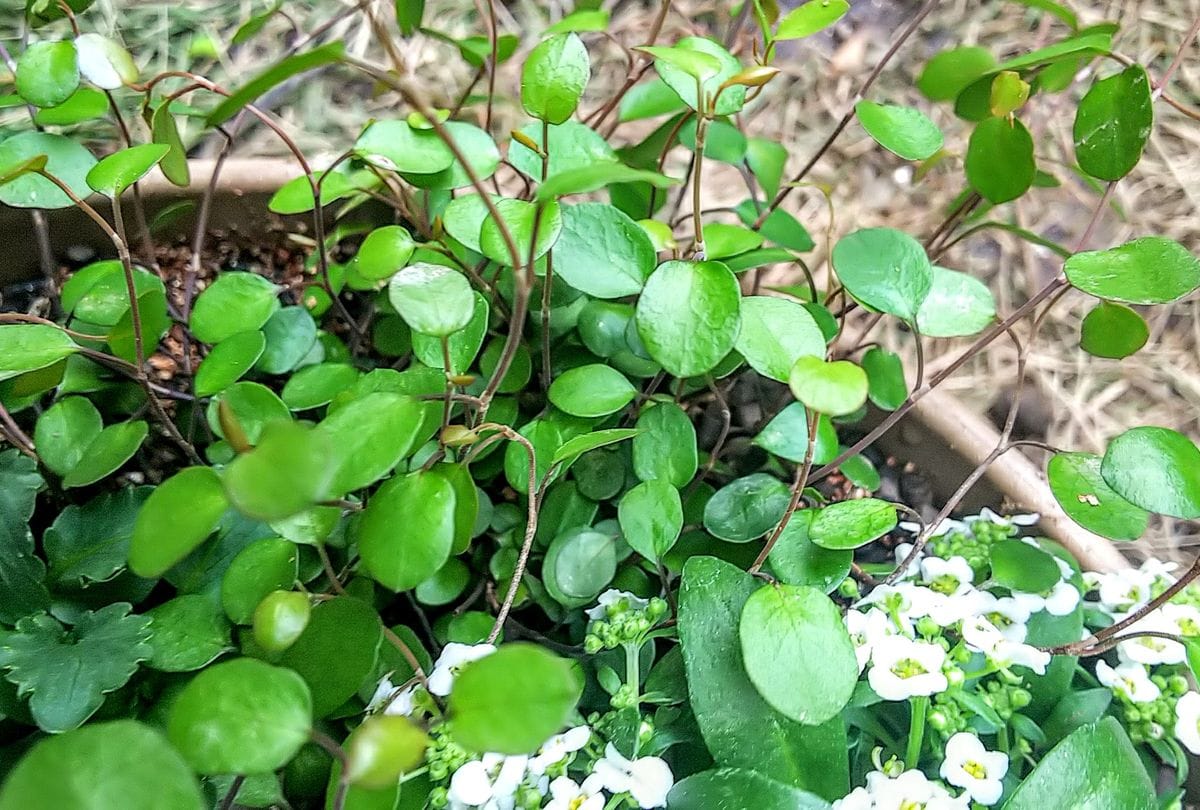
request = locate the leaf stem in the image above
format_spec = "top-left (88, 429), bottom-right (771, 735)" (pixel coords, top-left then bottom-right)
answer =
top-left (906, 695), bottom-right (929, 768)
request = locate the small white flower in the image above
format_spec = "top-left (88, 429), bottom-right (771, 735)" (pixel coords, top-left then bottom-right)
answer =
top-left (1163, 603), bottom-right (1200, 637)
top-left (891, 543), bottom-right (922, 579)
top-left (1097, 570), bottom-right (1155, 615)
top-left (429, 643), bottom-right (497, 696)
top-left (545, 776), bottom-right (603, 810)
top-left (939, 733), bottom-right (1008, 806)
top-left (969, 508), bottom-right (1038, 528)
top-left (1010, 581), bottom-right (1080, 618)
top-left (1140, 558), bottom-right (1179, 580)
top-left (1115, 612), bottom-right (1186, 666)
top-left (974, 593), bottom-right (1030, 643)
top-left (1176, 692), bottom-right (1200, 755)
top-left (859, 583), bottom-right (938, 627)
top-left (447, 753), bottom-right (527, 808)
top-left (864, 769), bottom-right (966, 809)
top-left (588, 744), bottom-right (673, 808)
top-left (1096, 660), bottom-right (1161, 704)
top-left (845, 610), bottom-right (874, 672)
top-left (586, 589), bottom-right (650, 621)
top-left (529, 726), bottom-right (591, 775)
top-left (868, 636), bottom-right (949, 700)
top-left (831, 785), bottom-right (873, 810)
top-left (921, 556), bottom-right (974, 597)
top-left (960, 616), bottom-right (1050, 674)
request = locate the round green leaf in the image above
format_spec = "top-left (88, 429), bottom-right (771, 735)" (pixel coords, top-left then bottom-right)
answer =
top-left (267, 171), bottom-right (355, 214)
top-left (552, 202), bottom-right (656, 298)
top-left (194, 330), bottom-right (266, 396)
top-left (1080, 301), bottom-right (1148, 359)
top-left (1065, 236), bottom-right (1200, 305)
top-left (359, 471), bottom-right (456, 591)
top-left (479, 338), bottom-right (532, 393)
top-left (1074, 65), bottom-right (1152, 181)
top-left (129, 467), bottom-right (228, 578)
top-left (633, 402), bottom-right (698, 487)
top-left (831, 228), bottom-right (932, 322)
top-left (282, 363), bottom-right (359, 410)
top-left (252, 591), bottom-right (311, 653)
top-left (346, 715), bottom-right (430, 788)
top-left (740, 584), bottom-right (857, 724)
top-left (701, 222), bottom-right (762, 259)
top-left (354, 120), bottom-right (454, 174)
top-left (151, 104), bottom-right (189, 186)
top-left (991, 538), bottom-right (1061, 593)
top-left (521, 33), bottom-right (590, 125)
top-left (279, 596), bottom-right (383, 718)
top-left (207, 381), bottom-right (290, 445)
top-left (34, 87), bottom-right (108, 126)
top-left (0, 720), bottom-right (203, 810)
top-left (223, 422), bottom-right (333, 520)
top-left (190, 272), bottom-right (280, 345)
top-left (862, 346), bottom-right (907, 411)
top-left (145, 594), bottom-right (232, 672)
top-left (356, 225), bottom-right (416, 282)
top-left (221, 538), bottom-right (300, 624)
top-left (0, 325), bottom-right (78, 385)
top-left (767, 510), bottom-right (851, 593)
top-left (548, 364), bottom-right (637, 417)
top-left (734, 296), bottom-right (826, 382)
top-left (415, 558), bottom-right (471, 606)
top-left (619, 479), bottom-right (683, 561)
top-left (15, 40), bottom-right (79, 108)
top-left (0, 132), bottom-right (96, 209)
top-left (544, 528), bottom-right (617, 606)
top-left (1048, 452), bottom-right (1149, 541)
top-left (317, 392), bottom-right (424, 495)
top-left (479, 199), bottom-right (563, 268)
top-left (917, 45), bottom-right (998, 101)
top-left (855, 101), bottom-right (943, 160)
top-left (788, 356), bottom-right (868, 417)
top-left (34, 396), bottom-right (102, 477)
top-left (388, 263), bottom-right (475, 337)
top-left (412, 291), bottom-right (488, 373)
top-left (754, 404), bottom-right (839, 465)
top-left (448, 643), bottom-right (582, 754)
top-left (649, 37), bottom-right (746, 117)
top-left (1101, 426), bottom-right (1200, 519)
top-left (255, 306), bottom-right (317, 375)
top-left (966, 116), bottom-right (1035, 204)
top-left (86, 143), bottom-right (169, 197)
top-left (509, 120), bottom-right (617, 179)
top-left (809, 498), bottom-right (897, 549)
top-left (402, 121), bottom-right (500, 190)
top-left (61, 420), bottom-right (148, 488)
top-left (635, 260), bottom-right (741, 378)
top-left (167, 658), bottom-right (312, 775)
top-left (915, 266), bottom-right (996, 337)
top-left (775, 0), bottom-right (850, 39)
top-left (703, 473), bottom-right (791, 543)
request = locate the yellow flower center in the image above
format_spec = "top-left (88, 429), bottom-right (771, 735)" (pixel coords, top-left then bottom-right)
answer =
top-left (963, 759), bottom-right (987, 780)
top-left (569, 797), bottom-right (587, 810)
top-left (891, 657), bottom-right (929, 679)
top-left (931, 575), bottom-right (959, 595)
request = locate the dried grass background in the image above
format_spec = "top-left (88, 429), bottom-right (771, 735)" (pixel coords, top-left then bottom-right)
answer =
top-left (3, 0), bottom-right (1199, 559)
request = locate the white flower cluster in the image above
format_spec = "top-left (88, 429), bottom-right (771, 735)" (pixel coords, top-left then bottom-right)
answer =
top-left (367, 641), bottom-right (674, 809)
top-left (847, 535), bottom-right (1077, 701)
top-left (833, 734), bottom-right (1008, 809)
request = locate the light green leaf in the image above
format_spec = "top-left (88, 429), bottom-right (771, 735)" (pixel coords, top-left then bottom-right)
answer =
top-left (356, 225), bottom-right (416, 282)
top-left (633, 402), bottom-right (698, 487)
top-left (831, 228), bottom-right (932, 322)
top-left (1080, 301), bottom-right (1148, 359)
top-left (167, 658), bottom-right (313, 774)
top-left (129, 467), bottom-right (229, 578)
top-left (0, 721), bottom-right (203, 810)
top-left (767, 510), bottom-right (851, 593)
top-left (915, 266), bottom-right (996, 337)
top-left (359, 471), bottom-right (456, 591)
top-left (861, 347), bottom-right (907, 411)
top-left (479, 199), bottom-right (563, 268)
top-left (990, 538), bottom-right (1061, 592)
top-left (190, 272), bottom-right (280, 345)
top-left (15, 40), bottom-right (79, 108)
top-left (317, 392), bottom-right (424, 495)
top-left (354, 120), bottom-right (454, 175)
top-left (619, 479), bottom-right (683, 561)
top-left (788, 356), bottom-right (868, 417)
top-left (388, 263), bottom-right (475, 337)
top-left (635, 260), bottom-right (742, 378)
top-left (645, 37), bottom-right (746, 116)
top-left (1065, 236), bottom-right (1200, 305)
top-left (809, 499), bottom-right (897, 549)
top-left (754, 404), bottom-right (839, 465)
top-left (543, 528), bottom-right (617, 607)
top-left (521, 33), bottom-right (590, 125)
top-left (145, 594), bottom-right (233, 672)
top-left (775, 0), bottom-right (849, 39)
top-left (34, 396), bottom-right (102, 477)
top-left (75, 33), bottom-right (136, 89)
top-left (220, 537), bottom-right (299, 624)
top-left (536, 163), bottom-right (677, 202)
top-left (0, 324), bottom-right (79, 382)
top-left (255, 306), bottom-right (317, 375)
top-left (854, 101), bottom-right (943, 160)
top-left (345, 715), bottom-right (429, 788)
top-left (740, 584), bottom-right (857, 724)
top-left (549, 202), bottom-right (658, 298)
top-left (282, 362), bottom-right (359, 410)
top-left (194, 330), bottom-right (266, 396)
top-left (223, 421), bottom-right (333, 521)
top-left (548, 364), bottom-right (637, 417)
top-left (86, 144), bottom-right (170, 197)
top-left (917, 46), bottom-right (997, 101)
top-left (1048, 452), bottom-right (1149, 541)
top-left (61, 420), bottom-right (148, 488)
top-left (449, 643), bottom-right (582, 754)
top-left (0, 132), bottom-right (96, 209)
top-left (402, 121), bottom-right (500, 190)
top-left (0, 604), bottom-right (151, 732)
top-left (151, 103), bottom-right (190, 186)
top-left (704, 473), bottom-right (791, 543)
top-left (1100, 426), bottom-right (1200, 519)
top-left (735, 296), bottom-right (826, 382)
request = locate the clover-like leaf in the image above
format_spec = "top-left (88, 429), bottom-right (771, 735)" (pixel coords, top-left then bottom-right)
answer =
top-left (44, 486), bottom-right (150, 587)
top-left (635, 260), bottom-right (742, 378)
top-left (0, 604), bottom-right (152, 733)
top-left (0, 450), bottom-right (50, 624)
top-left (388, 262), bottom-right (476, 337)
top-left (788, 356), bottom-right (868, 417)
